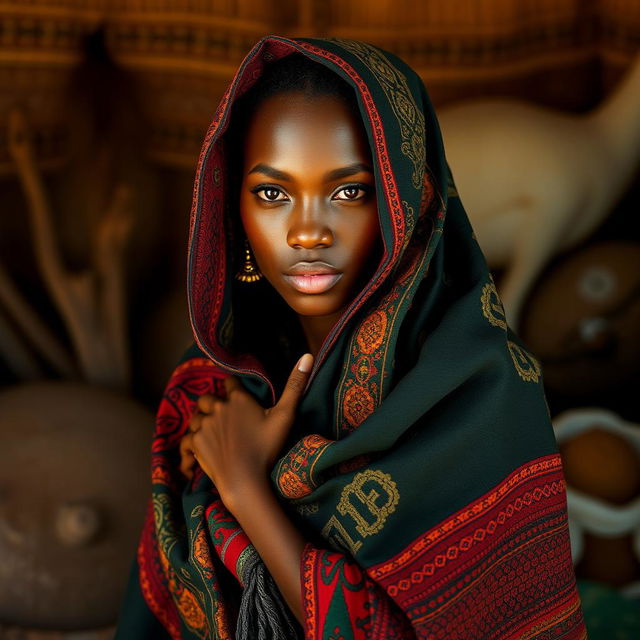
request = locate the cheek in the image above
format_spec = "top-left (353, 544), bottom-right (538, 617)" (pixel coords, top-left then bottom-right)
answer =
top-left (239, 205), bottom-right (282, 277)
top-left (349, 209), bottom-right (382, 263)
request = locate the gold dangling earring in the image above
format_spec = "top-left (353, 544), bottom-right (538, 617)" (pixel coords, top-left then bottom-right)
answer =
top-left (235, 238), bottom-right (263, 282)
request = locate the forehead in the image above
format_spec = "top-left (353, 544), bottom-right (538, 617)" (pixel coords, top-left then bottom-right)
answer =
top-left (242, 92), bottom-right (371, 172)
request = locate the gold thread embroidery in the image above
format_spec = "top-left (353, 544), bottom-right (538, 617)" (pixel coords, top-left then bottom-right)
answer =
top-left (401, 200), bottom-right (416, 248)
top-left (331, 38), bottom-right (425, 190)
top-left (337, 469), bottom-right (400, 537)
top-left (322, 514), bottom-right (363, 555)
top-left (153, 494), bottom-right (211, 639)
top-left (481, 280), bottom-right (507, 330)
top-left (508, 341), bottom-right (542, 383)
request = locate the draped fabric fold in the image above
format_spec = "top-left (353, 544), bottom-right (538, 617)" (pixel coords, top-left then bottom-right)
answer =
top-left (116, 35), bottom-right (587, 639)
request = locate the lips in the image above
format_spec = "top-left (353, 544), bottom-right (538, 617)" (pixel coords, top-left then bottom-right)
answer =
top-left (283, 273), bottom-right (343, 294)
top-left (283, 261), bottom-right (343, 294)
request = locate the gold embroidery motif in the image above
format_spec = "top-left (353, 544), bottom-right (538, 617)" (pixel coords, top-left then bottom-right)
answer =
top-left (337, 469), bottom-right (400, 537)
top-left (481, 280), bottom-right (507, 330)
top-left (335, 229), bottom-right (431, 436)
top-left (322, 469), bottom-right (399, 555)
top-left (331, 38), bottom-right (425, 190)
top-left (153, 494), bottom-right (211, 639)
top-left (322, 515), bottom-right (363, 555)
top-left (508, 341), bottom-right (542, 383)
top-left (401, 200), bottom-right (416, 248)
top-left (153, 493), bottom-right (180, 557)
top-left (176, 589), bottom-right (207, 632)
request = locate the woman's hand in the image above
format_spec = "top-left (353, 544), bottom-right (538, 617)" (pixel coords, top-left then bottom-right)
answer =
top-left (179, 353), bottom-right (313, 506)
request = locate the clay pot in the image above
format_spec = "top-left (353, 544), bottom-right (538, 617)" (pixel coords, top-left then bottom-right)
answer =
top-left (559, 427), bottom-right (640, 504)
top-left (576, 532), bottom-right (640, 587)
top-left (0, 382), bottom-right (154, 630)
top-left (553, 408), bottom-right (640, 593)
top-left (521, 242), bottom-right (640, 397)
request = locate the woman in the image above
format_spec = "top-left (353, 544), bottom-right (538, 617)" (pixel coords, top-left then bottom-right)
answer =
top-left (116, 35), bottom-right (587, 639)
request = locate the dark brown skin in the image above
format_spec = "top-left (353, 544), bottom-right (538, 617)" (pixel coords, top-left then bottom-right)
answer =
top-left (180, 92), bottom-right (381, 625)
top-left (240, 92), bottom-right (381, 357)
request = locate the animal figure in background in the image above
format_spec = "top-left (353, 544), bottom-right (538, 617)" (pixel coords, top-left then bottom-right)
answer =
top-left (438, 53), bottom-right (640, 329)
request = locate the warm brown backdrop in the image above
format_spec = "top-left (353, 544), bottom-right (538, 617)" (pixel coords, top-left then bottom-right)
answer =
top-left (0, 0), bottom-right (638, 174)
top-left (0, 1), bottom-right (639, 636)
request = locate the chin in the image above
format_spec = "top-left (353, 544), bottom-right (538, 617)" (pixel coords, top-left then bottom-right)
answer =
top-left (284, 293), bottom-right (348, 317)
top-left (264, 274), bottom-right (355, 318)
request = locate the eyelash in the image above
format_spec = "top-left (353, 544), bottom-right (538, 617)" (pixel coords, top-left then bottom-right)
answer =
top-left (250, 183), bottom-right (372, 203)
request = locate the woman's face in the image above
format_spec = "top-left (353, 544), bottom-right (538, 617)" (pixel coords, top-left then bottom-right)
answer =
top-left (239, 91), bottom-right (382, 318)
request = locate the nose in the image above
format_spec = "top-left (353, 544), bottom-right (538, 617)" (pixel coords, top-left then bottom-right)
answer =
top-left (286, 201), bottom-right (334, 249)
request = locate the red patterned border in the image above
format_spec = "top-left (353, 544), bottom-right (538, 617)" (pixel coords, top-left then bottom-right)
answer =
top-left (138, 500), bottom-right (183, 639)
top-left (300, 543), bottom-right (320, 640)
top-left (205, 498), bottom-right (252, 584)
top-left (370, 454), bottom-right (563, 580)
top-left (137, 356), bottom-right (233, 639)
top-left (301, 543), bottom-right (416, 640)
top-left (301, 454), bottom-right (585, 639)
top-left (292, 40), bottom-right (407, 373)
top-left (366, 454), bottom-right (585, 639)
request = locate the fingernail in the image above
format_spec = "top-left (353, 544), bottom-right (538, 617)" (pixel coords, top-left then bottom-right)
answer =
top-left (297, 353), bottom-right (313, 373)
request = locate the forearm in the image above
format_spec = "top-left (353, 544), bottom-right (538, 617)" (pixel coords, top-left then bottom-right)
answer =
top-left (224, 480), bottom-right (307, 625)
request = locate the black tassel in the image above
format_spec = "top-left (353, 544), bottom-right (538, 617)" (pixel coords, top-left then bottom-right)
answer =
top-left (236, 547), bottom-right (304, 640)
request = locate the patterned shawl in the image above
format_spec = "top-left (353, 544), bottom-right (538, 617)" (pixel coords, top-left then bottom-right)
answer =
top-left (116, 35), bottom-right (587, 639)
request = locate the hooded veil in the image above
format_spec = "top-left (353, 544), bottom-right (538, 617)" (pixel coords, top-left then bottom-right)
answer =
top-left (116, 35), bottom-right (587, 639)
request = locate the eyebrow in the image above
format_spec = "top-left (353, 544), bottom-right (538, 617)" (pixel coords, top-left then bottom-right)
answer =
top-left (248, 162), bottom-right (373, 183)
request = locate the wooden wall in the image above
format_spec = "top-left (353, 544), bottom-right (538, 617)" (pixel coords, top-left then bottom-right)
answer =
top-left (0, 0), bottom-right (638, 173)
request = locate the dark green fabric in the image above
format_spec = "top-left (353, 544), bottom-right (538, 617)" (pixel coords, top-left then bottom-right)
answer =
top-left (115, 556), bottom-right (172, 640)
top-left (577, 579), bottom-right (640, 639)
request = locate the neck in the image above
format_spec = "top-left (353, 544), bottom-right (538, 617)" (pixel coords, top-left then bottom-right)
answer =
top-left (297, 310), bottom-right (344, 359)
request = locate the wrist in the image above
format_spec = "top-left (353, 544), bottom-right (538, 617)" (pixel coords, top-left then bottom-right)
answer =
top-left (220, 471), bottom-right (272, 514)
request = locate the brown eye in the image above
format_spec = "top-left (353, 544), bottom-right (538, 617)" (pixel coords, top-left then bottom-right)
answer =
top-left (333, 184), bottom-right (369, 201)
top-left (252, 186), bottom-right (289, 202)
top-left (263, 187), bottom-right (280, 200)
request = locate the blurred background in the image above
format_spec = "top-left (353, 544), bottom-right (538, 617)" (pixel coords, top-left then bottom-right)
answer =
top-left (0, 0), bottom-right (638, 638)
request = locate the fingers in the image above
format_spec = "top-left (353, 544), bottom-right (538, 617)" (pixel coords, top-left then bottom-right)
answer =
top-left (197, 379), bottom-right (243, 417)
top-left (197, 394), bottom-right (217, 414)
top-left (189, 412), bottom-right (203, 433)
top-left (276, 353), bottom-right (313, 414)
top-left (223, 375), bottom-right (243, 399)
top-left (179, 432), bottom-right (196, 480)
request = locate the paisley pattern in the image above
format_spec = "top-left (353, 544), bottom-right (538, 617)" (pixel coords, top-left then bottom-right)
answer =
top-left (275, 434), bottom-right (334, 500)
top-left (135, 358), bottom-right (237, 640)
top-left (508, 341), bottom-right (543, 383)
top-left (330, 37), bottom-right (426, 191)
top-left (335, 174), bottom-right (437, 437)
top-left (480, 277), bottom-right (507, 331)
